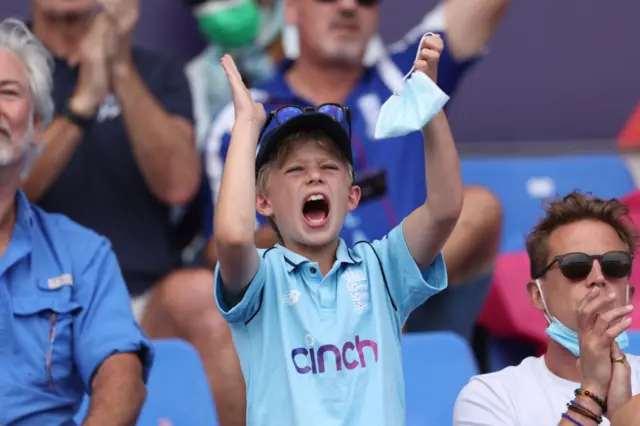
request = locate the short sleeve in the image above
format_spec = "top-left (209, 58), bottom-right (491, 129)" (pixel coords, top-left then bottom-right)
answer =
top-left (72, 238), bottom-right (154, 392)
top-left (154, 56), bottom-right (195, 123)
top-left (370, 220), bottom-right (447, 321)
top-left (214, 249), bottom-right (268, 324)
top-left (453, 377), bottom-right (514, 426)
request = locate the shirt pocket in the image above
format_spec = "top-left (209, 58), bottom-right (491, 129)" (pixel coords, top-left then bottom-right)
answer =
top-left (12, 296), bottom-right (82, 391)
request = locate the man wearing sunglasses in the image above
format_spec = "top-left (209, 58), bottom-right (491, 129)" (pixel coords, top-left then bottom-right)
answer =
top-left (454, 192), bottom-right (640, 426)
top-left (205, 0), bottom-right (508, 344)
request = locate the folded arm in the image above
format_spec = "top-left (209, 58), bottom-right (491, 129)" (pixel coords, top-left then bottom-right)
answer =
top-left (82, 353), bottom-right (146, 426)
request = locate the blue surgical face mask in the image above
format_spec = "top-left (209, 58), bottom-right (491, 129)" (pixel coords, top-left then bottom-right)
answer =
top-left (535, 279), bottom-right (630, 357)
top-left (374, 32), bottom-right (450, 140)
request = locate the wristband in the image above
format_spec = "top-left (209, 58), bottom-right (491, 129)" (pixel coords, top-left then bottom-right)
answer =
top-left (562, 413), bottom-right (584, 426)
top-left (574, 388), bottom-right (607, 414)
top-left (567, 400), bottom-right (602, 424)
top-left (61, 102), bottom-right (93, 133)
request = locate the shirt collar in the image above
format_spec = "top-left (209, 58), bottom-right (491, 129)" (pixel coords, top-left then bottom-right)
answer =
top-left (260, 60), bottom-right (300, 104)
top-left (260, 59), bottom-right (378, 108)
top-left (0, 189), bottom-right (34, 276)
top-left (277, 239), bottom-right (362, 273)
top-left (14, 189), bottom-right (34, 231)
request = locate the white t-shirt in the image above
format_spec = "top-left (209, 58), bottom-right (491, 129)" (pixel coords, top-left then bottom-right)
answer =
top-left (453, 355), bottom-right (640, 426)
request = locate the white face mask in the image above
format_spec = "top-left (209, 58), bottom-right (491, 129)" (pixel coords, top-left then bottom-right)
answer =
top-left (535, 279), bottom-right (631, 357)
top-left (373, 32), bottom-right (450, 140)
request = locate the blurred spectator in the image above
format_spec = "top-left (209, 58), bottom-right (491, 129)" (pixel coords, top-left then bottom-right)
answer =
top-left (0, 18), bottom-right (151, 425)
top-left (204, 0), bottom-right (508, 341)
top-left (454, 193), bottom-right (640, 426)
top-left (22, 1), bottom-right (244, 424)
top-left (185, 0), bottom-right (286, 148)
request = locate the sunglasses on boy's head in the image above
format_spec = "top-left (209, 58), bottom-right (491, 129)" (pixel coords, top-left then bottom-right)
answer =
top-left (315, 0), bottom-right (380, 6)
top-left (535, 251), bottom-right (634, 281)
top-left (258, 103), bottom-right (352, 141)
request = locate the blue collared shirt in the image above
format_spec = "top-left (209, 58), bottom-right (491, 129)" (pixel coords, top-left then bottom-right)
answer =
top-left (215, 221), bottom-right (447, 425)
top-left (0, 190), bottom-right (154, 426)
top-left (203, 27), bottom-right (480, 243)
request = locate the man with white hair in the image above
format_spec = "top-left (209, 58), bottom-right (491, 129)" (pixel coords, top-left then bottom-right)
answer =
top-left (0, 18), bottom-right (152, 425)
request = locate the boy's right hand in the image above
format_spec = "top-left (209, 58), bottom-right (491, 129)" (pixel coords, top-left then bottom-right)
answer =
top-left (221, 54), bottom-right (266, 127)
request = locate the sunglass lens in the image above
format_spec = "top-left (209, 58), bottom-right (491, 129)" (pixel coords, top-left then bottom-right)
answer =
top-left (601, 252), bottom-right (632, 279)
top-left (315, 0), bottom-right (379, 5)
top-left (276, 106), bottom-right (303, 124)
top-left (559, 253), bottom-right (593, 281)
top-left (318, 104), bottom-right (345, 122)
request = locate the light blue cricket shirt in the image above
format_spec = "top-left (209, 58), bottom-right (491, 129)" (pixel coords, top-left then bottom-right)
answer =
top-left (0, 190), bottom-right (153, 426)
top-left (215, 221), bottom-right (447, 425)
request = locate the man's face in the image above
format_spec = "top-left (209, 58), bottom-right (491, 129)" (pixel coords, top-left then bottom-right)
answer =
top-left (0, 49), bottom-right (40, 167)
top-left (531, 219), bottom-right (634, 331)
top-left (257, 138), bottom-right (360, 249)
top-left (285, 0), bottom-right (379, 65)
top-left (32, 0), bottom-right (97, 19)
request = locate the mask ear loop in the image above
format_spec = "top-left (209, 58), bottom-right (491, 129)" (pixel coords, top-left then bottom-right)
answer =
top-left (392, 32), bottom-right (435, 96)
top-left (626, 283), bottom-right (630, 305)
top-left (535, 279), bottom-right (554, 324)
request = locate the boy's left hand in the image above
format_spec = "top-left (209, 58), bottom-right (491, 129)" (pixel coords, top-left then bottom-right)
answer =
top-left (414, 34), bottom-right (443, 84)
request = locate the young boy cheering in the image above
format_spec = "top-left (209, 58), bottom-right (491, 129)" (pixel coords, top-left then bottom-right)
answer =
top-left (214, 34), bottom-right (463, 425)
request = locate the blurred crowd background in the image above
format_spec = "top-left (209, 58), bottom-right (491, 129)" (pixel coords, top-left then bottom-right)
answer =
top-left (3, 0), bottom-right (640, 425)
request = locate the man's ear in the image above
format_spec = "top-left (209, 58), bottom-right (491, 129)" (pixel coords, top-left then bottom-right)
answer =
top-left (256, 193), bottom-right (273, 218)
top-left (629, 284), bottom-right (636, 302)
top-left (526, 279), bottom-right (546, 313)
top-left (347, 185), bottom-right (361, 211)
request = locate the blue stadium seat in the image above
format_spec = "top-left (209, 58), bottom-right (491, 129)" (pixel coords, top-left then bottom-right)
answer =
top-left (75, 339), bottom-right (218, 426)
top-left (461, 154), bottom-right (636, 252)
top-left (628, 330), bottom-right (640, 356)
top-left (403, 332), bottom-right (479, 426)
top-left (486, 336), bottom-right (538, 372)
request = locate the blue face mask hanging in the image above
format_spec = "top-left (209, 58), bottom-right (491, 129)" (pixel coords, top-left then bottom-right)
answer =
top-left (374, 32), bottom-right (450, 140)
top-left (535, 279), bottom-right (630, 357)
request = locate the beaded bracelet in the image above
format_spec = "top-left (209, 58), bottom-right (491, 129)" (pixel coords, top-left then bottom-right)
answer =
top-left (567, 400), bottom-right (603, 424)
top-left (574, 388), bottom-right (607, 413)
top-left (562, 413), bottom-right (584, 426)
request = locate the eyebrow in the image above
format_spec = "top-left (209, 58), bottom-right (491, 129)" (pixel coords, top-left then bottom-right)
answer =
top-left (0, 79), bottom-right (25, 89)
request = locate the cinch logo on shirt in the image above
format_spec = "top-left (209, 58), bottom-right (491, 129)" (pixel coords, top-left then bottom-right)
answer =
top-left (291, 335), bottom-right (379, 375)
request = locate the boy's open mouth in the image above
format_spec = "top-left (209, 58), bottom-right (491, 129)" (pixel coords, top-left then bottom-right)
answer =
top-left (302, 193), bottom-right (330, 227)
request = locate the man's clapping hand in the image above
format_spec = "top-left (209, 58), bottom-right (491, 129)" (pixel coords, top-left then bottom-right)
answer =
top-left (576, 287), bottom-right (633, 415)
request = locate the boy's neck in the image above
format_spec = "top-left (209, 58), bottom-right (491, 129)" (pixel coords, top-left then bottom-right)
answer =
top-left (284, 238), bottom-right (340, 277)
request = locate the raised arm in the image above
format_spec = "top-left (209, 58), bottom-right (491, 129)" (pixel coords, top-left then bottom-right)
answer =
top-left (213, 55), bottom-right (266, 294)
top-left (444, 0), bottom-right (511, 60)
top-left (402, 35), bottom-right (463, 270)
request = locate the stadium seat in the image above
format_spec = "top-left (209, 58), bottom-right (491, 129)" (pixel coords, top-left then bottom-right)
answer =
top-left (461, 154), bottom-right (636, 253)
top-left (403, 332), bottom-right (479, 426)
top-left (75, 339), bottom-right (218, 426)
top-left (485, 335), bottom-right (539, 372)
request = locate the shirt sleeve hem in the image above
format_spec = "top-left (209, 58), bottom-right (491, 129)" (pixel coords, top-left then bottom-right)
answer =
top-left (215, 257), bottom-right (267, 324)
top-left (79, 339), bottom-right (155, 394)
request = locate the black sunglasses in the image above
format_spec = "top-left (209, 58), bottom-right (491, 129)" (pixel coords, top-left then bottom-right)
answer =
top-left (315, 0), bottom-right (379, 6)
top-left (534, 251), bottom-right (634, 281)
top-left (258, 103), bottom-right (352, 141)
